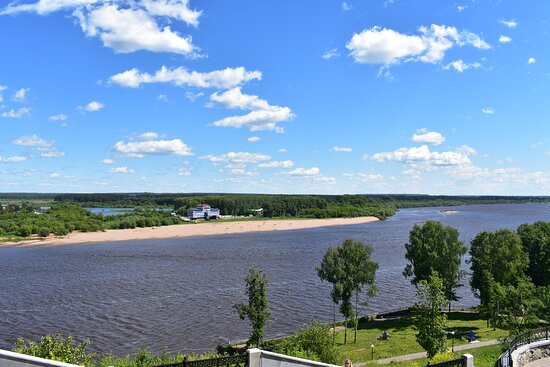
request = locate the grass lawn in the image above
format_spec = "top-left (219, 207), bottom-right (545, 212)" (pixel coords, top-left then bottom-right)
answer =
top-left (335, 312), bottom-right (508, 362)
top-left (356, 344), bottom-right (505, 367)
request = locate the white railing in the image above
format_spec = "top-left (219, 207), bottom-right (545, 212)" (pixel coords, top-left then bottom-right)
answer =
top-left (0, 349), bottom-right (82, 367)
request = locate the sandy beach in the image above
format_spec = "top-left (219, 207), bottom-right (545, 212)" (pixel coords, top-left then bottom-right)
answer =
top-left (3, 216), bottom-right (379, 247)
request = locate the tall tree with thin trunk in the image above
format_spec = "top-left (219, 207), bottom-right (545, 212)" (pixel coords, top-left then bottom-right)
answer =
top-left (234, 268), bottom-right (270, 347)
top-left (317, 238), bottom-right (378, 344)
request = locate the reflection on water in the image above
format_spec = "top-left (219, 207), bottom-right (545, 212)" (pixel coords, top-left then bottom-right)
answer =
top-left (1, 203), bottom-right (549, 356)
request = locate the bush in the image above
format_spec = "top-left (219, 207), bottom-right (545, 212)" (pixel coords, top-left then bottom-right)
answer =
top-left (276, 321), bottom-right (340, 364)
top-left (13, 333), bottom-right (94, 367)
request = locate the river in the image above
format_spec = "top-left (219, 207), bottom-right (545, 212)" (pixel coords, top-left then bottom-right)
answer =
top-left (1, 203), bottom-right (549, 356)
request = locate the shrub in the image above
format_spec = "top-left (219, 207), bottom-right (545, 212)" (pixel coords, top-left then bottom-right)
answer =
top-left (13, 333), bottom-right (94, 367)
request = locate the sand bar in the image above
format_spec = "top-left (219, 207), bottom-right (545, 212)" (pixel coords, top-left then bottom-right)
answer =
top-left (3, 216), bottom-right (379, 247)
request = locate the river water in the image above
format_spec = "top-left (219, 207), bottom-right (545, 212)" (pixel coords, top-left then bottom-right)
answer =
top-left (1, 203), bottom-right (549, 356)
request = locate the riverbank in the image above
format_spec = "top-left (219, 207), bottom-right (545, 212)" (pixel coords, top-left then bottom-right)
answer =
top-left (2, 216), bottom-right (379, 247)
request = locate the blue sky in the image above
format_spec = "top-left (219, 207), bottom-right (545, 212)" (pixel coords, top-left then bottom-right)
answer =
top-left (0, 0), bottom-right (549, 194)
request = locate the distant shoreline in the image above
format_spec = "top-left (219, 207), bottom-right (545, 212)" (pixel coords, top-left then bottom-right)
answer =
top-left (2, 216), bottom-right (379, 248)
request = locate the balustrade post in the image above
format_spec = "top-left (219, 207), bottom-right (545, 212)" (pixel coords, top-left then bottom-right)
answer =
top-left (183, 356), bottom-right (188, 367)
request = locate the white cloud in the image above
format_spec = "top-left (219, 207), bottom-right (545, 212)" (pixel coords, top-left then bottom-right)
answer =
top-left (141, 0), bottom-right (201, 27)
top-left (110, 66), bottom-right (261, 89)
top-left (258, 160), bottom-right (294, 168)
top-left (288, 167), bottom-right (321, 176)
top-left (101, 158), bottom-right (115, 164)
top-left (411, 130), bottom-right (445, 145)
top-left (75, 4), bottom-right (196, 55)
top-left (367, 144), bottom-right (471, 166)
top-left (40, 150), bottom-right (65, 158)
top-left (456, 5), bottom-right (467, 12)
top-left (278, 148), bottom-right (287, 153)
top-left (322, 48), bottom-right (340, 59)
top-left (184, 91), bottom-right (204, 101)
top-left (228, 167), bottom-right (258, 176)
top-left (114, 138), bottom-right (193, 157)
top-left (499, 19), bottom-right (518, 29)
top-left (498, 35), bottom-right (512, 44)
top-left (48, 114), bottom-right (67, 121)
top-left (443, 60), bottom-right (481, 72)
top-left (1, 0), bottom-right (97, 15)
top-left (177, 163), bottom-right (192, 176)
top-left (109, 166), bottom-right (135, 173)
top-left (0, 155), bottom-right (26, 163)
top-left (345, 172), bottom-right (384, 182)
top-left (342, 2), bottom-right (352, 11)
top-left (12, 135), bottom-right (52, 148)
top-left (12, 88), bottom-right (29, 102)
top-left (136, 132), bottom-right (159, 140)
top-left (528, 57), bottom-right (536, 64)
top-left (456, 145), bottom-right (477, 156)
top-left (330, 146), bottom-right (352, 152)
top-left (210, 87), bottom-right (293, 132)
top-left (200, 151), bottom-right (271, 164)
top-left (482, 107), bottom-right (495, 114)
top-left (50, 172), bottom-right (73, 179)
top-left (1, 107), bottom-right (31, 118)
top-left (0, 85), bottom-right (6, 102)
top-left (247, 136), bottom-right (261, 142)
top-left (346, 24), bottom-right (490, 66)
top-left (86, 101), bottom-right (104, 111)
top-left (157, 94), bottom-right (168, 102)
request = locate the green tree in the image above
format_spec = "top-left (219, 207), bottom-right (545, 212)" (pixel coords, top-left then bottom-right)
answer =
top-left (492, 279), bottom-right (540, 333)
top-left (404, 221), bottom-right (467, 309)
top-left (469, 229), bottom-right (529, 326)
top-left (517, 221), bottom-right (550, 287)
top-left (234, 268), bottom-right (270, 347)
top-left (412, 275), bottom-right (449, 359)
top-left (317, 238), bottom-right (378, 344)
top-left (13, 333), bottom-right (94, 367)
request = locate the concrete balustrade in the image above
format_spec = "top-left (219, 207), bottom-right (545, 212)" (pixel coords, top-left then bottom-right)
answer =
top-left (0, 349), bottom-right (82, 367)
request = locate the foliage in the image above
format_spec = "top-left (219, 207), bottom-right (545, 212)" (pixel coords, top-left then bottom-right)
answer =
top-left (517, 221), bottom-right (550, 287)
top-left (536, 285), bottom-right (550, 322)
top-left (317, 238), bottom-right (378, 344)
top-left (491, 279), bottom-right (540, 333)
top-left (13, 332), bottom-right (95, 367)
top-left (233, 268), bottom-right (270, 347)
top-left (275, 321), bottom-right (340, 364)
top-left (469, 229), bottom-right (530, 327)
top-left (403, 221), bottom-right (467, 305)
top-left (412, 275), bottom-right (449, 359)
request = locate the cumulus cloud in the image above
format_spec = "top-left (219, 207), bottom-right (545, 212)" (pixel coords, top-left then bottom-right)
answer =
top-left (114, 138), bottom-right (193, 157)
top-left (411, 130), bottom-right (445, 145)
top-left (136, 131), bottom-right (159, 140)
top-left (330, 146), bottom-right (352, 152)
top-left (499, 35), bottom-right (512, 44)
top-left (210, 87), bottom-right (293, 132)
top-left (0, 85), bottom-right (7, 102)
top-left (110, 66), bottom-right (261, 89)
top-left (456, 145), bottom-right (477, 156)
top-left (528, 57), bottom-right (536, 64)
top-left (200, 151), bottom-right (270, 164)
top-left (482, 107), bottom-right (495, 114)
top-left (258, 160), bottom-right (294, 168)
top-left (3, 1), bottom-right (201, 55)
top-left (322, 48), bottom-right (340, 59)
top-left (86, 101), bottom-right (104, 112)
top-left (12, 134), bottom-right (64, 158)
top-left (443, 60), bottom-right (481, 72)
top-left (1, 107), bottom-right (31, 118)
top-left (344, 172), bottom-right (384, 182)
top-left (12, 88), bottom-right (29, 102)
top-left (367, 145), bottom-right (471, 166)
top-left (499, 19), bottom-right (518, 29)
top-left (288, 167), bottom-right (335, 184)
top-left (49, 114), bottom-right (67, 121)
top-left (109, 166), bottom-right (135, 173)
top-left (0, 155), bottom-right (26, 163)
top-left (247, 136), bottom-right (261, 142)
top-left (177, 162), bottom-right (192, 176)
top-left (346, 24), bottom-right (490, 67)
top-left (12, 135), bottom-right (52, 148)
top-left (456, 5), bottom-right (467, 12)
top-left (50, 172), bottom-right (73, 179)
top-left (101, 158), bottom-right (115, 164)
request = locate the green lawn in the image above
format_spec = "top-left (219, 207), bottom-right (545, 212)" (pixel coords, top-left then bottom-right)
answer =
top-left (356, 344), bottom-right (505, 367)
top-left (335, 312), bottom-right (508, 362)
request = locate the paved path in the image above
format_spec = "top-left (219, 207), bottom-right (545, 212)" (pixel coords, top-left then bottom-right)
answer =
top-left (524, 358), bottom-right (550, 367)
top-left (356, 339), bottom-right (500, 366)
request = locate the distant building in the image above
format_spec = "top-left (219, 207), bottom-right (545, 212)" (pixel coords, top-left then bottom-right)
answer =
top-left (186, 204), bottom-right (220, 219)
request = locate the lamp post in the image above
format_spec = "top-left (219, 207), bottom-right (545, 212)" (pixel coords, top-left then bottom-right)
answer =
top-left (371, 344), bottom-right (374, 360)
top-left (451, 331), bottom-right (455, 353)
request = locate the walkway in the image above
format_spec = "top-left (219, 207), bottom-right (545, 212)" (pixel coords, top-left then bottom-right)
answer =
top-left (356, 339), bottom-right (500, 366)
top-left (524, 358), bottom-right (550, 367)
